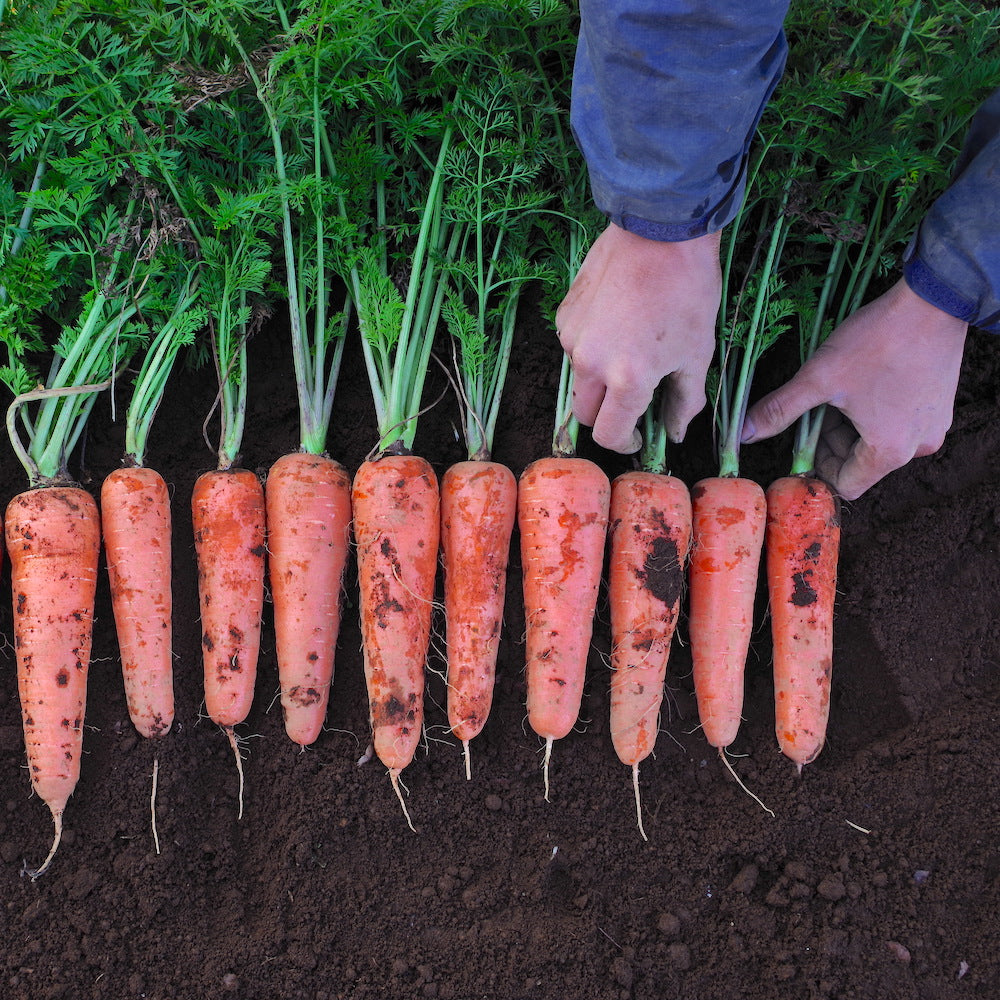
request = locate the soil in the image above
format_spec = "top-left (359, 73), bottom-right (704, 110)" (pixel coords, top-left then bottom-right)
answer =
top-left (1, 298), bottom-right (999, 1000)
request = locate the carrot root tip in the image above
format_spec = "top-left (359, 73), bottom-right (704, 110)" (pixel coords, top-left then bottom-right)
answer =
top-left (27, 806), bottom-right (64, 881)
top-left (150, 754), bottom-right (161, 855)
top-left (389, 769), bottom-right (416, 833)
top-left (463, 739), bottom-right (472, 782)
top-left (632, 764), bottom-right (648, 842)
top-left (542, 738), bottom-right (553, 802)
top-left (718, 747), bottom-right (774, 818)
top-left (226, 727), bottom-right (246, 821)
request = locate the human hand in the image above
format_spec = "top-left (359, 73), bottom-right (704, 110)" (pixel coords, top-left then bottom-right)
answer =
top-left (742, 278), bottom-right (969, 500)
top-left (555, 223), bottom-right (721, 453)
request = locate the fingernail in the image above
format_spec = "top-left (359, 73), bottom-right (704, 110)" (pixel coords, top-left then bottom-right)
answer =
top-left (740, 416), bottom-right (757, 444)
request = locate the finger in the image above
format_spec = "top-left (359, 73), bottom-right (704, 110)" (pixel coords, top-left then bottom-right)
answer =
top-left (742, 368), bottom-right (830, 444)
top-left (591, 386), bottom-right (649, 454)
top-left (820, 414), bottom-right (858, 463)
top-left (833, 437), bottom-right (913, 501)
top-left (570, 371), bottom-right (606, 428)
top-left (659, 368), bottom-right (708, 444)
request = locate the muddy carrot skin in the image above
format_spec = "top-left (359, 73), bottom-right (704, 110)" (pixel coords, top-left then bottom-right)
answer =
top-left (688, 476), bottom-right (767, 750)
top-left (101, 466), bottom-right (174, 739)
top-left (608, 472), bottom-right (692, 768)
top-left (519, 457), bottom-right (610, 746)
top-left (192, 469), bottom-right (266, 730)
top-left (765, 475), bottom-right (840, 767)
top-left (7, 486), bottom-right (101, 875)
top-left (440, 460), bottom-right (517, 758)
top-left (266, 452), bottom-right (353, 747)
top-left (352, 455), bottom-right (440, 777)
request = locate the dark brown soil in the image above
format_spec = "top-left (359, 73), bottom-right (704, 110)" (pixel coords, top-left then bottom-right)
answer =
top-left (1, 300), bottom-right (999, 1000)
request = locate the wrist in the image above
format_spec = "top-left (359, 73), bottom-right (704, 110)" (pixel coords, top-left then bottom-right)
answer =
top-left (606, 221), bottom-right (721, 263)
top-left (892, 277), bottom-right (969, 340)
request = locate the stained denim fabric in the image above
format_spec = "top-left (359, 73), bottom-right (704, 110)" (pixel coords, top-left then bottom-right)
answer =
top-left (571, 0), bottom-right (790, 240)
top-left (572, 4), bottom-right (999, 333)
top-left (903, 88), bottom-right (1000, 334)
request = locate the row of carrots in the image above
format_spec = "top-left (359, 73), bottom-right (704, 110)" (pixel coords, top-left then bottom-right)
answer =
top-left (3, 422), bottom-right (839, 873)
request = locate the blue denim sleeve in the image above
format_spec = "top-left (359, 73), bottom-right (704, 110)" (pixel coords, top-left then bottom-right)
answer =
top-left (570, 0), bottom-right (790, 242)
top-left (903, 89), bottom-right (1000, 335)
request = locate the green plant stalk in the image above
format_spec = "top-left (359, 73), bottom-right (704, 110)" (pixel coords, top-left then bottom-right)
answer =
top-left (27, 199), bottom-right (140, 474)
top-left (788, 0), bottom-right (929, 475)
top-left (478, 289), bottom-right (520, 460)
top-left (214, 274), bottom-right (250, 471)
top-left (715, 137), bottom-right (778, 428)
top-left (16, 296), bottom-right (144, 484)
top-left (358, 125), bottom-right (455, 455)
top-left (124, 272), bottom-right (202, 464)
top-left (718, 208), bottom-right (789, 478)
top-left (0, 134), bottom-right (52, 308)
top-left (551, 217), bottom-right (584, 459)
top-left (453, 87), bottom-right (532, 463)
top-left (639, 401), bottom-right (668, 476)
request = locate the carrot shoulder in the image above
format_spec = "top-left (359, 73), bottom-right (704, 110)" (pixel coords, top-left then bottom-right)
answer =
top-left (101, 466), bottom-right (174, 739)
top-left (765, 475), bottom-right (840, 767)
top-left (519, 457), bottom-right (610, 769)
top-left (688, 476), bottom-right (766, 750)
top-left (352, 455), bottom-right (440, 778)
top-left (440, 460), bottom-right (516, 764)
top-left (608, 471), bottom-right (691, 768)
top-left (266, 452), bottom-right (352, 747)
top-left (7, 486), bottom-right (101, 876)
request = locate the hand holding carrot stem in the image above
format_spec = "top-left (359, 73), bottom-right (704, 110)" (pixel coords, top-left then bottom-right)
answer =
top-left (742, 279), bottom-right (969, 499)
top-left (555, 222), bottom-right (721, 453)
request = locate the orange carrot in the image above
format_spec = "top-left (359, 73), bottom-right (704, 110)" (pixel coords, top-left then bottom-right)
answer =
top-left (6, 486), bottom-right (101, 877)
top-left (608, 470), bottom-right (691, 833)
top-left (765, 475), bottom-right (840, 768)
top-left (266, 452), bottom-right (352, 747)
top-left (192, 468), bottom-right (266, 816)
top-left (688, 476), bottom-right (766, 751)
top-left (101, 466), bottom-right (174, 739)
top-left (519, 456), bottom-right (610, 795)
top-left (440, 460), bottom-right (517, 775)
top-left (352, 454), bottom-right (440, 825)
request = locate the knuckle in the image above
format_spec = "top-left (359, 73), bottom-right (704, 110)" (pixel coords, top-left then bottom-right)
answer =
top-left (756, 393), bottom-right (792, 431)
top-left (871, 440), bottom-right (912, 470)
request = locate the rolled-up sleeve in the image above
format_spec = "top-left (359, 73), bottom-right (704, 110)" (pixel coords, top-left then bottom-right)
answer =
top-left (903, 88), bottom-right (1000, 335)
top-left (571, 0), bottom-right (790, 242)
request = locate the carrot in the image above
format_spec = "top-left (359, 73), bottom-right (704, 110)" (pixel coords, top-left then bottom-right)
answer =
top-left (519, 452), bottom-right (610, 797)
top-left (688, 476), bottom-right (766, 750)
top-left (608, 462), bottom-right (691, 838)
top-left (352, 455), bottom-right (440, 821)
top-left (765, 476), bottom-right (840, 767)
top-left (101, 466), bottom-right (174, 739)
top-left (349, 116), bottom-right (458, 827)
top-left (7, 486), bottom-right (100, 877)
top-left (0, 193), bottom-right (151, 874)
top-left (440, 460), bottom-right (517, 772)
top-left (233, 12), bottom-right (354, 748)
top-left (683, 170), bottom-right (796, 816)
top-left (192, 467), bottom-right (266, 816)
top-left (266, 453), bottom-right (352, 747)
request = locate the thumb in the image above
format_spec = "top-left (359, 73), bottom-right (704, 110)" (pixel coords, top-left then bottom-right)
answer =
top-left (742, 370), bottom-right (829, 444)
top-left (826, 436), bottom-right (910, 501)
